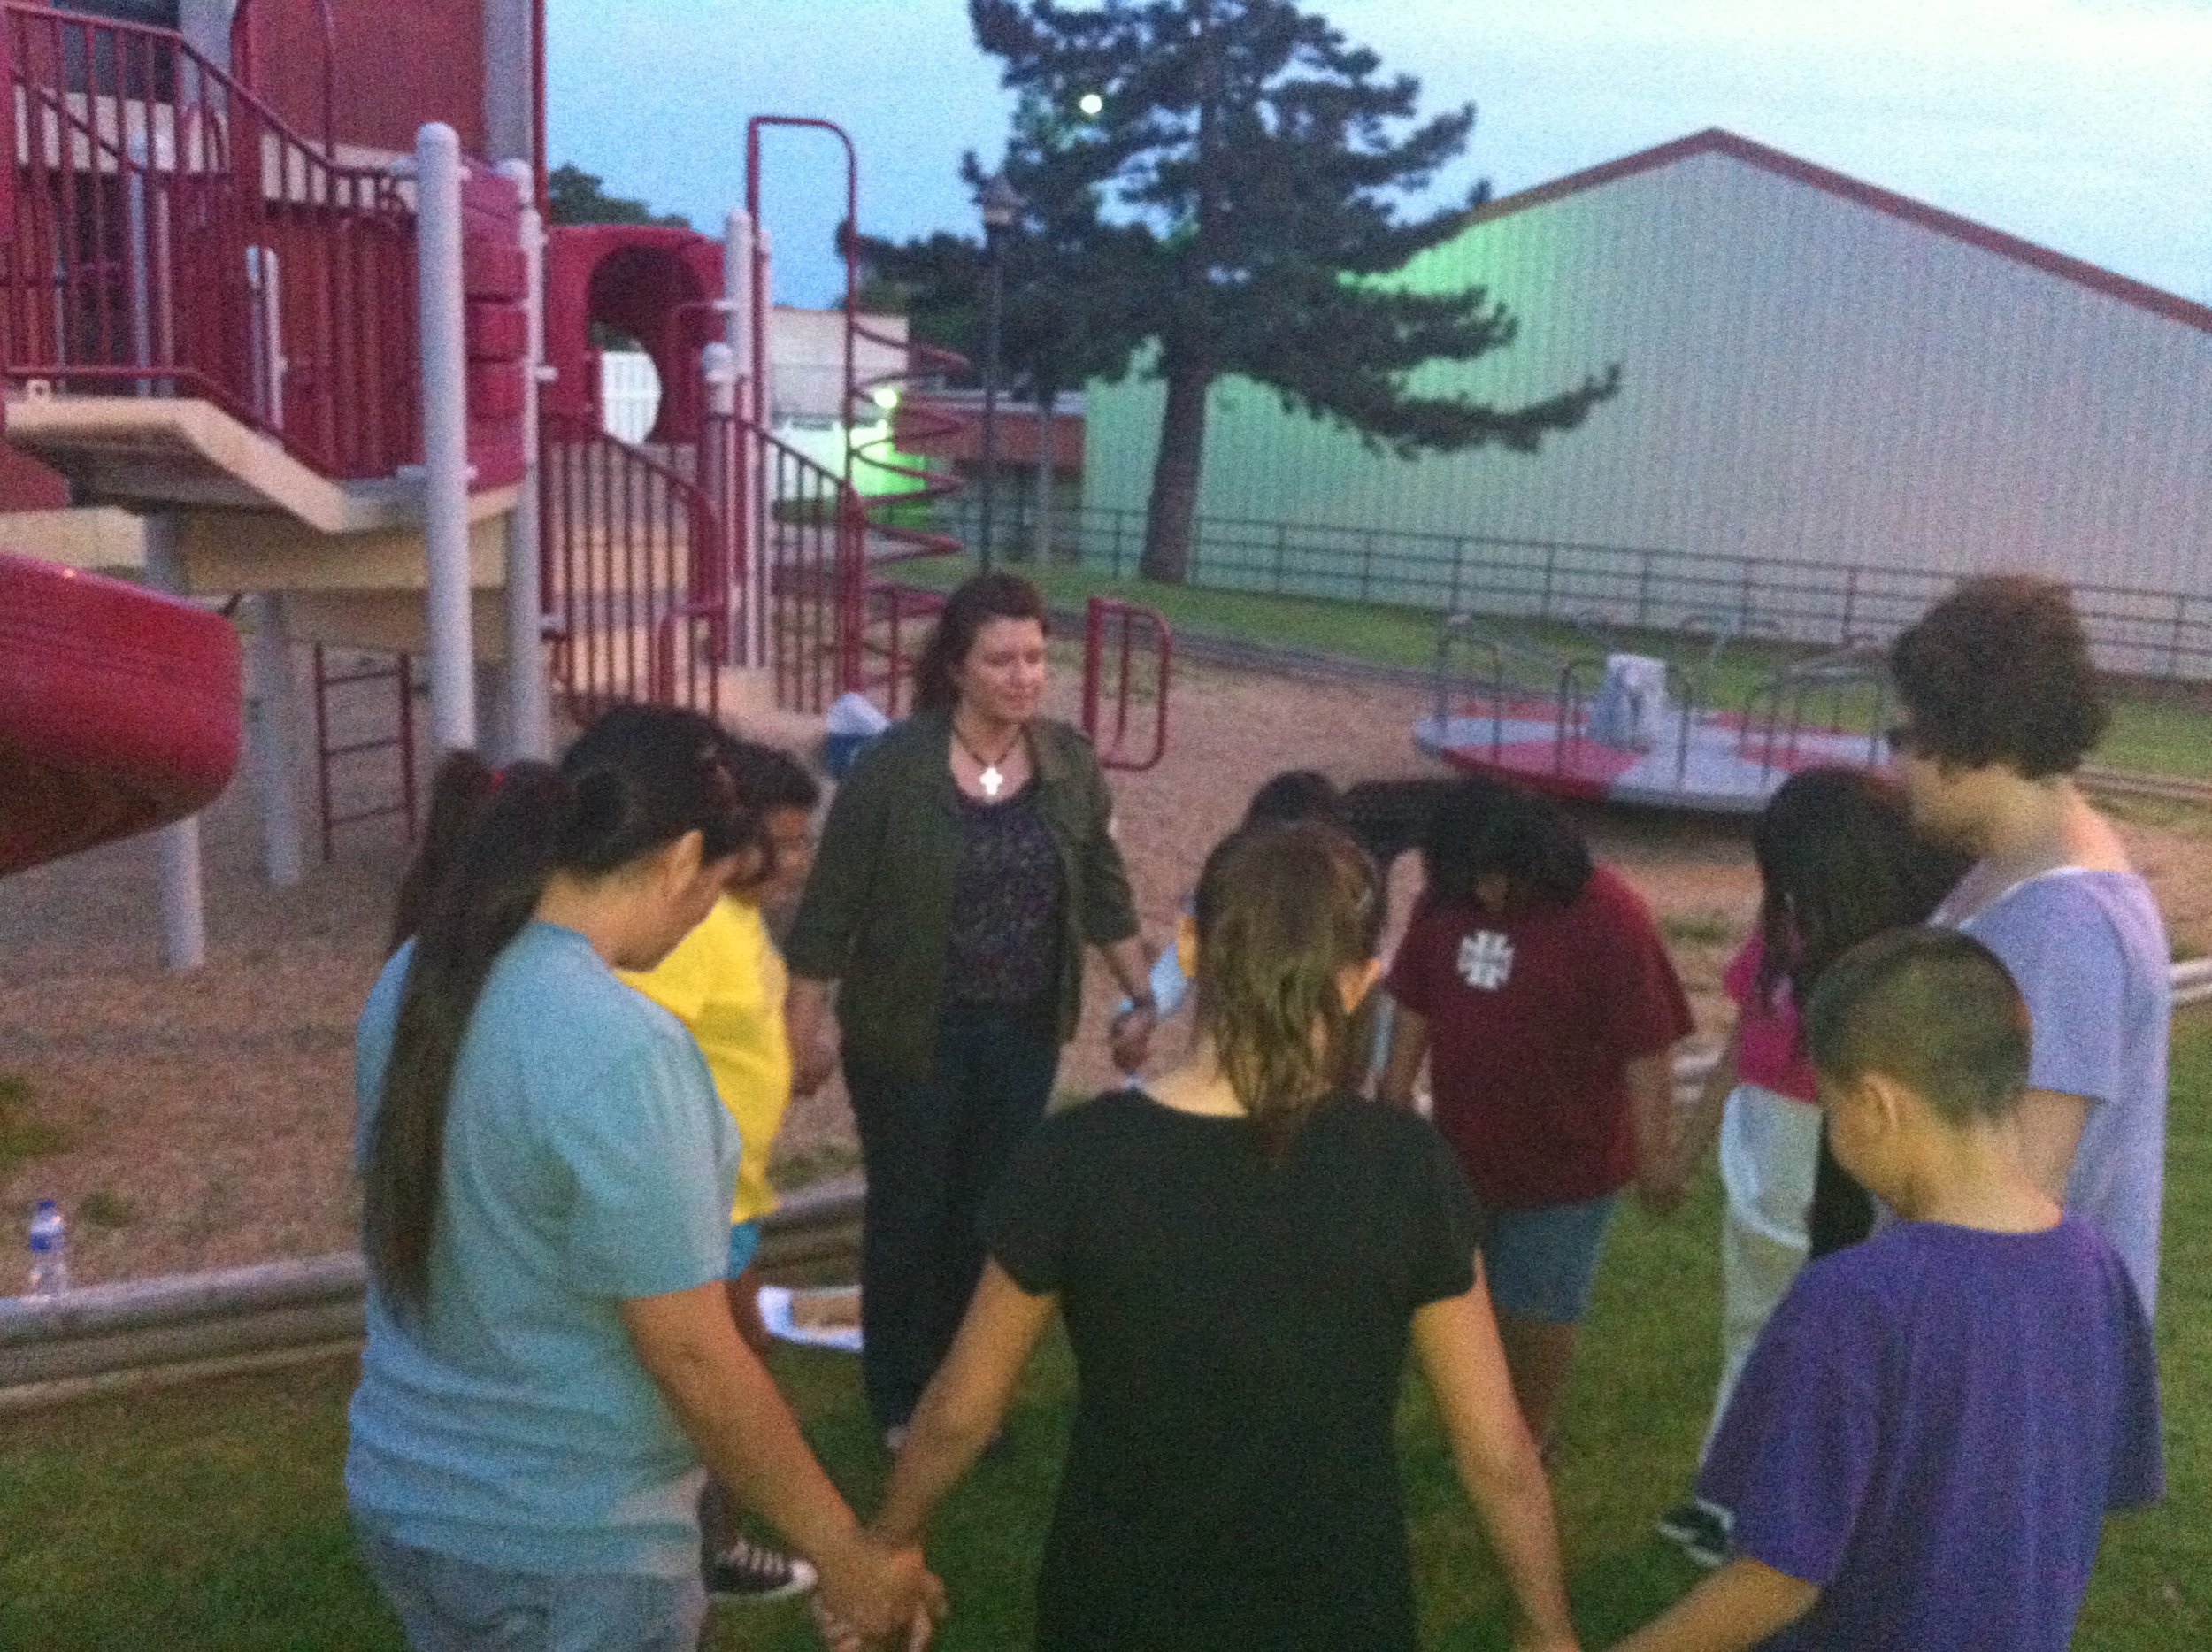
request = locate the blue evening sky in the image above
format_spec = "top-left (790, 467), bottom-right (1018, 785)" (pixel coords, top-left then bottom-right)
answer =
top-left (547, 0), bottom-right (2212, 309)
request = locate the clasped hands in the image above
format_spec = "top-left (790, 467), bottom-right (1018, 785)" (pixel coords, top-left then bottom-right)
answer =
top-left (1109, 1000), bottom-right (1157, 1076)
top-left (811, 1530), bottom-right (943, 1652)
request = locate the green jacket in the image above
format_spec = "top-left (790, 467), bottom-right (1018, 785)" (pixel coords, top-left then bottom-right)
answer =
top-left (785, 711), bottom-right (1141, 1080)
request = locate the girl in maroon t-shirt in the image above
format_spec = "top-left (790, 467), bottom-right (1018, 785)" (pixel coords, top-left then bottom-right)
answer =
top-left (1379, 775), bottom-right (1692, 1452)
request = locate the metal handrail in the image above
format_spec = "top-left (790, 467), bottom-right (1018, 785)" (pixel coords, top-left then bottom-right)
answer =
top-left (1434, 613), bottom-right (1581, 769)
top-left (1080, 595), bottom-right (1171, 772)
top-left (1739, 644), bottom-right (1893, 779)
top-left (540, 412), bottom-right (727, 720)
top-left (743, 114), bottom-right (969, 569)
top-left (0, 5), bottom-right (421, 480)
top-left (848, 315), bottom-right (967, 562)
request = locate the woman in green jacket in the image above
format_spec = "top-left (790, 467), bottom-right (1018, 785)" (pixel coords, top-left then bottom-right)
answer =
top-left (786, 572), bottom-right (1157, 1440)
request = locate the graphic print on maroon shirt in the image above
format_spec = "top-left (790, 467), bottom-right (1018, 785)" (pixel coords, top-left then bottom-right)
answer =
top-left (1386, 864), bottom-right (1692, 1209)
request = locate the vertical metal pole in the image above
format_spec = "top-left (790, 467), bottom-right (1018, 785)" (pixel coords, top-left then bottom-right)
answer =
top-left (749, 224), bottom-right (774, 643)
top-left (978, 232), bottom-right (1004, 571)
top-left (127, 132), bottom-right (153, 396)
top-left (244, 247), bottom-right (287, 432)
top-left (156, 818), bottom-right (207, 972)
top-left (415, 123), bottom-right (476, 752)
top-left (245, 592), bottom-right (304, 887)
top-left (1033, 387), bottom-right (1056, 562)
top-left (724, 210), bottom-right (752, 363)
top-left (702, 340), bottom-right (752, 665)
top-left (723, 209), bottom-right (755, 665)
top-left (143, 514), bottom-right (207, 970)
top-left (499, 158), bottom-right (550, 760)
top-left (750, 226), bottom-right (772, 434)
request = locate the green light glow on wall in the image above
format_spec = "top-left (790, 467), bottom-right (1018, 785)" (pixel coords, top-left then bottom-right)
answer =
top-left (770, 420), bottom-right (934, 497)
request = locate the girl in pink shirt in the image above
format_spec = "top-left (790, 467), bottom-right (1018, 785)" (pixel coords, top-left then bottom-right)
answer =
top-left (1651, 767), bottom-right (1963, 1566)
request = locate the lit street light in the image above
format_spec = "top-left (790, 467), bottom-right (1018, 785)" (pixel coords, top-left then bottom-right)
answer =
top-left (975, 172), bottom-right (1024, 572)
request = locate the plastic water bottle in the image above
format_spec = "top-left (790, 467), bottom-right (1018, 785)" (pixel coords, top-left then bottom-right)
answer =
top-left (27, 1198), bottom-right (67, 1295)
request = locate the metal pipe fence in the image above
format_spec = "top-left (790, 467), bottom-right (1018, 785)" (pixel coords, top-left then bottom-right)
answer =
top-left (939, 492), bottom-right (2212, 683)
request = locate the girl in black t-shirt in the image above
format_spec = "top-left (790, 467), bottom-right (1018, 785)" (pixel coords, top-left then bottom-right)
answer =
top-left (868, 823), bottom-right (1579, 1652)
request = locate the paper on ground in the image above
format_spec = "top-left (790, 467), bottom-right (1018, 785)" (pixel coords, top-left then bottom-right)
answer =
top-left (758, 1285), bottom-right (864, 1353)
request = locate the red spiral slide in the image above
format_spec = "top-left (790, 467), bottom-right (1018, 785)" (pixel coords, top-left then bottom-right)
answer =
top-left (0, 553), bottom-right (242, 879)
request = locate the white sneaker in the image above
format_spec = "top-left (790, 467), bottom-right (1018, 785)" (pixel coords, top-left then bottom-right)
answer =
top-left (707, 1536), bottom-right (818, 1603)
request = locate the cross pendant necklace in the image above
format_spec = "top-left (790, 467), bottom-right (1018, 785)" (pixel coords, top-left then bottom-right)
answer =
top-left (953, 720), bottom-right (1024, 799)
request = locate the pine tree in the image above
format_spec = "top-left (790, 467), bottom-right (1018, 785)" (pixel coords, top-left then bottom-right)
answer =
top-left (971, 0), bottom-right (1620, 583)
top-left (852, 95), bottom-right (1149, 559)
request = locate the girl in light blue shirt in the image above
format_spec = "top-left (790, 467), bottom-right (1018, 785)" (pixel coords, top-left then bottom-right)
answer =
top-left (351, 704), bottom-right (940, 1650)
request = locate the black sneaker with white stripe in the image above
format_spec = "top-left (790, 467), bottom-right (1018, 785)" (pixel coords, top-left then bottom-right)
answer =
top-left (707, 1536), bottom-right (818, 1604)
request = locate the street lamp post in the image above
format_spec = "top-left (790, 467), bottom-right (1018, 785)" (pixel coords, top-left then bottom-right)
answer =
top-left (975, 173), bottom-right (1023, 572)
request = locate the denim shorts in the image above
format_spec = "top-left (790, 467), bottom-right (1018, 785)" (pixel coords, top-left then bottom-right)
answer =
top-left (1479, 1192), bottom-right (1619, 1324)
top-left (354, 1527), bottom-right (706, 1652)
top-left (726, 1218), bottom-right (764, 1278)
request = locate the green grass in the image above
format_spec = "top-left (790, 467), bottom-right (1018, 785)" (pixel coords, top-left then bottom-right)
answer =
top-left (1660, 911), bottom-right (1740, 949)
top-left (78, 1190), bottom-right (136, 1229)
top-left (4, 1017), bottom-right (2208, 1648)
top-left (764, 1141), bottom-right (863, 1193)
top-left (0, 1073), bottom-right (72, 1183)
top-left (896, 556), bottom-right (2212, 782)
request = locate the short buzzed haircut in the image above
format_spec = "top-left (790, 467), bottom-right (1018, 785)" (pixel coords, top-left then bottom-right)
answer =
top-left (1803, 928), bottom-right (2032, 1126)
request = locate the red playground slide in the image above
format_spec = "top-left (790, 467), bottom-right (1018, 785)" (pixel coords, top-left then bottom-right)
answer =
top-left (0, 552), bottom-right (242, 878)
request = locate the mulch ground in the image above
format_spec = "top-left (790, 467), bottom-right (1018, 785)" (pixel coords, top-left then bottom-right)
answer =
top-left (4, 656), bottom-right (2206, 1287)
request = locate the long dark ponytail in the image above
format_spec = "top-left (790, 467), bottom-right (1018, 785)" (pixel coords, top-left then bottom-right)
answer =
top-left (386, 749), bottom-right (500, 957)
top-left (365, 705), bottom-right (754, 1316)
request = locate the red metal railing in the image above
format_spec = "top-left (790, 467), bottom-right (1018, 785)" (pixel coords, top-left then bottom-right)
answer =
top-left (849, 319), bottom-right (967, 563)
top-left (858, 579), bottom-right (945, 718)
top-left (705, 408), bottom-right (869, 715)
top-left (1079, 596), bottom-right (1171, 772)
top-left (744, 112), bottom-right (969, 570)
top-left (0, 5), bottom-right (419, 479)
top-left (541, 413), bottom-right (725, 721)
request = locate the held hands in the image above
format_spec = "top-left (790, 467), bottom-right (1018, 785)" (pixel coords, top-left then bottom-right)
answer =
top-left (1630, 1064), bottom-right (1691, 1218)
top-left (1109, 1001), bottom-right (1158, 1076)
top-left (791, 1035), bottom-right (838, 1100)
top-left (1637, 1100), bottom-right (1709, 1217)
top-left (811, 1602), bottom-right (936, 1652)
top-left (811, 1532), bottom-right (944, 1650)
top-left (785, 986), bottom-right (838, 1099)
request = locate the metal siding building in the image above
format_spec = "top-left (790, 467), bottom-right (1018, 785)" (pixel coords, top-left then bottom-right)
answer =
top-left (1081, 131), bottom-right (2212, 672)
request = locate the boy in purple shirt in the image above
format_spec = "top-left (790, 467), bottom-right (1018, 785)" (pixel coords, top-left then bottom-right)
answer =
top-left (1617, 927), bottom-right (2162, 1652)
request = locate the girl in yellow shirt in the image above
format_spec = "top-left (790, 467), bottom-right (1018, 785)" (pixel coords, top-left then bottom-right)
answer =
top-left (621, 741), bottom-right (824, 1605)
